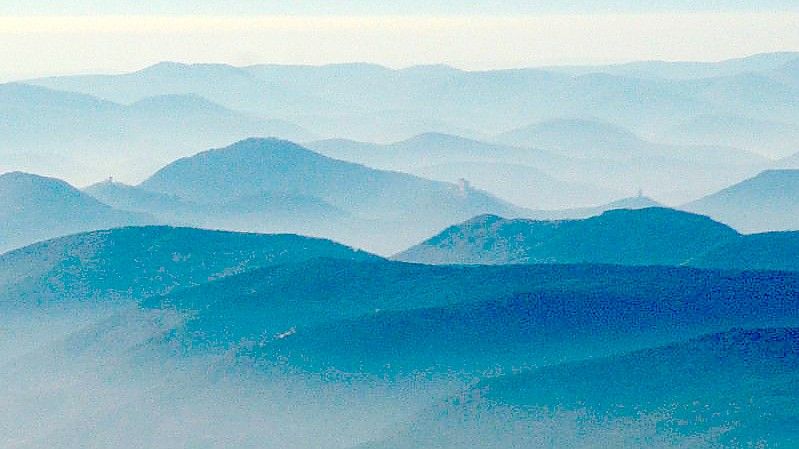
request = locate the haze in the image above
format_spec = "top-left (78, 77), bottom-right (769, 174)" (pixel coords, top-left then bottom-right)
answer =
top-left (2, 2), bottom-right (799, 79)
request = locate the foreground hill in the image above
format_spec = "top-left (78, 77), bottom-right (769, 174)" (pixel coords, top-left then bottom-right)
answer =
top-left (0, 172), bottom-right (152, 253)
top-left (0, 226), bottom-right (377, 306)
top-left (688, 231), bottom-right (799, 272)
top-left (683, 169), bottom-right (799, 232)
top-left (138, 259), bottom-right (799, 374)
top-left (365, 328), bottom-right (799, 449)
top-left (129, 138), bottom-right (523, 254)
top-left (5, 255), bottom-right (799, 448)
top-left (395, 208), bottom-right (738, 266)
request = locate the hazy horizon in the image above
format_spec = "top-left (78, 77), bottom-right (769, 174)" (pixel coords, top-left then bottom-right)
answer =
top-left (2, 10), bottom-right (798, 80)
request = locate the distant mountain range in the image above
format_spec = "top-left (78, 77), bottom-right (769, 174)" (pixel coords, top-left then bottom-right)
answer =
top-left (6, 141), bottom-right (797, 259)
top-left (494, 118), bottom-right (766, 165)
top-left (0, 172), bottom-right (153, 253)
top-left (6, 54), bottom-right (794, 204)
top-left (80, 138), bottom-right (524, 255)
top-left (545, 52), bottom-right (799, 81)
top-left (306, 133), bottom-right (621, 209)
top-left (5, 137), bottom-right (707, 257)
top-left (0, 83), bottom-right (313, 184)
top-left (396, 206), bottom-right (799, 272)
top-left (25, 53), bottom-right (799, 145)
top-left (308, 128), bottom-right (767, 206)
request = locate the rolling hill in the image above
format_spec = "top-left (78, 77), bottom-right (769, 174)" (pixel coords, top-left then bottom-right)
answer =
top-left (365, 328), bottom-right (799, 449)
top-left (688, 231), bottom-right (799, 272)
top-left (0, 172), bottom-right (153, 253)
top-left (84, 178), bottom-right (351, 235)
top-left (131, 138), bottom-right (523, 254)
top-left (395, 207), bottom-right (739, 266)
top-left (5, 246), bottom-right (799, 448)
top-left (0, 226), bottom-right (377, 307)
top-left (132, 259), bottom-right (799, 374)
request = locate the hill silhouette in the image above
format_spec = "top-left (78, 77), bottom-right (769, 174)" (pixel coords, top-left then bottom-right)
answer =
top-left (395, 207), bottom-right (738, 266)
top-left (0, 172), bottom-right (153, 252)
top-left (684, 169), bottom-right (799, 232)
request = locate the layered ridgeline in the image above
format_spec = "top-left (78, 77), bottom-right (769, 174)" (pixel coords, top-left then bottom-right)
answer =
top-left (87, 138), bottom-right (523, 254)
top-left (364, 328), bottom-right (799, 449)
top-left (128, 258), bottom-right (799, 374)
top-left (307, 126), bottom-right (766, 207)
top-left (3, 228), bottom-right (799, 448)
top-left (395, 207), bottom-right (799, 271)
top-left (47, 260), bottom-right (799, 448)
top-left (0, 83), bottom-right (313, 184)
top-left (684, 169), bottom-right (799, 233)
top-left (0, 226), bottom-right (377, 306)
top-left (26, 53), bottom-right (799, 150)
top-left (0, 172), bottom-right (153, 253)
top-left (306, 133), bottom-right (620, 210)
top-left (493, 118), bottom-right (765, 166)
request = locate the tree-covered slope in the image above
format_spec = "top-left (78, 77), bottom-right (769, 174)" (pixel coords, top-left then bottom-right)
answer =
top-left (395, 208), bottom-right (739, 266)
top-left (0, 226), bottom-right (377, 306)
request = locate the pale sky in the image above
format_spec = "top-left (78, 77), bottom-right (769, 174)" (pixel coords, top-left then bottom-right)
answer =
top-left (1, 1), bottom-right (799, 80)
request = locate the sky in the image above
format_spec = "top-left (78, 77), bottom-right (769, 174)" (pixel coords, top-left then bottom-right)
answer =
top-left (1, 1), bottom-right (798, 80)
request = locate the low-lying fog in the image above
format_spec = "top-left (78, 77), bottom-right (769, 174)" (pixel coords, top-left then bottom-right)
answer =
top-left (1, 303), bottom-right (728, 449)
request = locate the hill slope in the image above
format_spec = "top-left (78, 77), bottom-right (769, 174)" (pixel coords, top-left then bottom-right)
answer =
top-left (395, 207), bottom-right (739, 266)
top-left (0, 226), bottom-right (377, 306)
top-left (683, 169), bottom-right (799, 232)
top-left (688, 231), bottom-right (799, 272)
top-left (364, 328), bottom-right (799, 449)
top-left (135, 138), bottom-right (523, 254)
top-left (136, 260), bottom-right (799, 372)
top-left (0, 172), bottom-right (153, 252)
